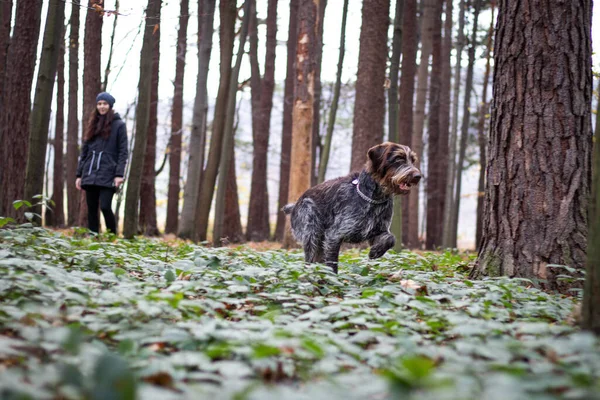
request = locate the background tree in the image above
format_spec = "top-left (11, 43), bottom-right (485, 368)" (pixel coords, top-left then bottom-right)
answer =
top-left (438, 0), bottom-right (451, 243)
top-left (102, 0), bottom-right (119, 91)
top-left (283, 0), bottom-right (319, 248)
top-left (247, 0), bottom-right (278, 242)
top-left (25, 0), bottom-right (65, 223)
top-left (350, 0), bottom-right (390, 172)
top-left (66, 3), bottom-right (80, 226)
top-left (310, 0), bottom-right (327, 186)
top-left (472, 0), bottom-right (592, 292)
top-left (0, 0), bottom-right (42, 219)
top-left (275, 0), bottom-right (299, 241)
top-left (0, 0), bottom-right (12, 103)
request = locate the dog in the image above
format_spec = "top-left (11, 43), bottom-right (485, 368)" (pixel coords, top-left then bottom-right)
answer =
top-left (282, 142), bottom-right (421, 273)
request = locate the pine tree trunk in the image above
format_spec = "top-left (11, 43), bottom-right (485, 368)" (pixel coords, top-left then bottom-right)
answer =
top-left (475, 1), bottom-right (494, 250)
top-left (350, 0), bottom-right (391, 172)
top-left (318, 0), bottom-right (348, 184)
top-left (472, 0), bottom-right (592, 293)
top-left (165, 0), bottom-right (189, 234)
top-left (0, 0), bottom-right (12, 104)
top-left (452, 0), bottom-right (481, 247)
top-left (247, 0), bottom-right (278, 242)
top-left (139, 3), bottom-right (161, 237)
top-left (275, 0), bottom-right (299, 241)
top-left (397, 0), bottom-right (418, 246)
top-left (0, 0), bottom-right (42, 219)
top-left (283, 0), bottom-right (319, 248)
top-left (196, 0), bottom-right (237, 242)
top-left (442, 0), bottom-right (466, 248)
top-left (408, 0), bottom-right (435, 249)
top-left (123, 0), bottom-right (160, 238)
top-left (25, 0), bottom-right (65, 223)
top-left (310, 0), bottom-right (327, 187)
top-left (66, 4), bottom-right (80, 226)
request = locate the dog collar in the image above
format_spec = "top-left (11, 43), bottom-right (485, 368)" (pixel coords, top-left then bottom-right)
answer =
top-left (352, 179), bottom-right (390, 205)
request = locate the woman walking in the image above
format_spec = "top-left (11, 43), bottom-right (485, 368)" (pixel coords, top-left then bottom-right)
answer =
top-left (76, 92), bottom-right (128, 234)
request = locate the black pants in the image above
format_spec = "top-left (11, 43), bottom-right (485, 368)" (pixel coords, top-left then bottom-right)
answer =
top-left (85, 185), bottom-right (116, 234)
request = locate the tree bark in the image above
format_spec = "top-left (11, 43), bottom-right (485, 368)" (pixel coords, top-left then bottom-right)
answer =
top-left (123, 0), bottom-right (160, 238)
top-left (195, 0), bottom-right (237, 242)
top-left (275, 0), bottom-right (299, 241)
top-left (139, 1), bottom-right (161, 237)
top-left (318, 0), bottom-right (348, 184)
top-left (223, 134), bottom-right (244, 243)
top-left (66, 3), bottom-right (80, 226)
top-left (472, 0), bottom-right (592, 293)
top-left (179, 0), bottom-right (215, 240)
top-left (25, 0), bottom-right (65, 224)
top-left (397, 0), bottom-right (418, 246)
top-left (475, 1), bottom-right (494, 250)
top-left (310, 0), bottom-right (327, 187)
top-left (165, 0), bottom-right (189, 234)
top-left (442, 0), bottom-right (466, 248)
top-left (247, 0), bottom-right (278, 242)
top-left (350, 0), bottom-right (390, 172)
top-left (425, 0), bottom-right (444, 249)
top-left (283, 0), bottom-right (319, 248)
top-left (0, 0), bottom-right (12, 105)
top-left (0, 0), bottom-right (42, 219)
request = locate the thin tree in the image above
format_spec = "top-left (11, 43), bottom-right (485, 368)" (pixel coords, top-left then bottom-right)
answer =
top-left (165, 0), bottom-right (189, 234)
top-left (318, 0), bottom-right (348, 184)
top-left (139, 1), bottom-right (161, 237)
top-left (350, 0), bottom-right (391, 172)
top-left (310, 0), bottom-right (327, 186)
top-left (471, 0), bottom-right (592, 292)
top-left (0, 0), bottom-right (12, 103)
top-left (275, 0), bottom-right (299, 241)
top-left (452, 0), bottom-right (481, 246)
top-left (0, 0), bottom-right (42, 219)
top-left (102, 0), bottom-right (119, 91)
top-left (223, 134), bottom-right (244, 243)
top-left (123, 0), bottom-right (160, 239)
top-left (282, 0), bottom-right (320, 248)
top-left (195, 0), bottom-right (237, 242)
top-left (475, 1), bottom-right (494, 249)
top-left (247, 0), bottom-right (278, 242)
top-left (24, 0), bottom-right (65, 223)
top-left (66, 3), bottom-right (80, 226)
top-left (178, 0), bottom-right (216, 239)
top-left (396, 0), bottom-right (418, 246)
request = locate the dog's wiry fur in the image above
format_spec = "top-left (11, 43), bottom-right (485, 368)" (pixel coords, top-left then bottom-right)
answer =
top-left (283, 142), bottom-right (421, 273)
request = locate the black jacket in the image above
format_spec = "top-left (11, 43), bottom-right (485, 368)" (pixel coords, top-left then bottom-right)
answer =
top-left (76, 113), bottom-right (128, 189)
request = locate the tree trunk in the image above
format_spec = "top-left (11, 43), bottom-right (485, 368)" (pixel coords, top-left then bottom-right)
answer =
top-left (425, 0), bottom-right (444, 249)
top-left (397, 0), bottom-right (418, 246)
top-left (165, 0), bottom-right (189, 234)
top-left (282, 0), bottom-right (320, 248)
top-left (0, 0), bottom-right (42, 219)
top-left (388, 0), bottom-right (404, 251)
top-left (102, 0), bottom-right (119, 91)
top-left (582, 79), bottom-right (600, 334)
top-left (442, 0), bottom-right (466, 248)
top-left (223, 135), bottom-right (244, 243)
top-left (275, 0), bottom-right (299, 241)
top-left (475, 1), bottom-right (494, 250)
top-left (139, 2), bottom-right (161, 237)
top-left (452, 0), bottom-right (481, 247)
top-left (407, 0), bottom-right (435, 249)
top-left (0, 0), bottom-right (12, 104)
top-left (350, 0), bottom-right (390, 172)
top-left (66, 3), bottom-right (80, 226)
top-left (247, 0), bottom-right (278, 242)
top-left (196, 0), bottom-right (237, 242)
top-left (25, 0), bottom-right (65, 224)
top-left (213, 0), bottom-right (250, 246)
top-left (472, 0), bottom-right (592, 293)
top-left (318, 0), bottom-right (348, 184)
top-left (123, 0), bottom-right (160, 239)
top-left (47, 34), bottom-right (66, 227)
top-left (310, 0), bottom-right (327, 187)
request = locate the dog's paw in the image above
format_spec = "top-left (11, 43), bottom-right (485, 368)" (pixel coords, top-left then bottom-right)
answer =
top-left (368, 247), bottom-right (388, 259)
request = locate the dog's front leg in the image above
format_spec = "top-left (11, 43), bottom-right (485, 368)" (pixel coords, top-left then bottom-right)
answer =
top-left (368, 233), bottom-right (396, 259)
top-left (323, 239), bottom-right (342, 274)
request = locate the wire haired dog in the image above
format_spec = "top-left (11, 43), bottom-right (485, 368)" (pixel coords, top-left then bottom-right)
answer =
top-left (282, 142), bottom-right (422, 274)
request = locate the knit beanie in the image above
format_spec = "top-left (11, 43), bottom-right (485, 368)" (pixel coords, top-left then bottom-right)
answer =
top-left (96, 92), bottom-right (116, 108)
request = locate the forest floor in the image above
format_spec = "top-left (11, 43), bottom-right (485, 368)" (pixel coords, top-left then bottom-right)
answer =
top-left (0, 225), bottom-right (599, 400)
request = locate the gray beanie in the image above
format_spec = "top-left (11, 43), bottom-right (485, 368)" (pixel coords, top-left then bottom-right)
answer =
top-left (96, 92), bottom-right (116, 108)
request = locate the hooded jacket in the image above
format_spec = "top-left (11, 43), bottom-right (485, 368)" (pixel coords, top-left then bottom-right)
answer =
top-left (76, 113), bottom-right (128, 189)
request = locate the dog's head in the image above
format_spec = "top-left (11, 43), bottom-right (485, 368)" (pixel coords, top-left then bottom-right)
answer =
top-left (366, 142), bottom-right (422, 195)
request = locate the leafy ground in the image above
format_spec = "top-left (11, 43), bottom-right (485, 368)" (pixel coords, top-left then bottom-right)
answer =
top-left (0, 225), bottom-right (599, 400)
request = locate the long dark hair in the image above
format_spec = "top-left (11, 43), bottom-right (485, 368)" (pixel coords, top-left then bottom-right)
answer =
top-left (84, 108), bottom-right (114, 142)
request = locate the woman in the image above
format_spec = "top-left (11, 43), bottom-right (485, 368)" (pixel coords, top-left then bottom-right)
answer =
top-left (76, 92), bottom-right (128, 234)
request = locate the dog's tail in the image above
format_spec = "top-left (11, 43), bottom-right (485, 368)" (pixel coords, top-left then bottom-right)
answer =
top-left (282, 203), bottom-right (295, 215)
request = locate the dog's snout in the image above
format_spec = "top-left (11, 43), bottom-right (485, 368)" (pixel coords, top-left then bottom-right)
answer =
top-left (411, 174), bottom-right (422, 184)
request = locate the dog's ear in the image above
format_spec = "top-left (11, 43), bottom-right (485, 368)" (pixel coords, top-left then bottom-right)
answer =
top-left (366, 143), bottom-right (389, 174)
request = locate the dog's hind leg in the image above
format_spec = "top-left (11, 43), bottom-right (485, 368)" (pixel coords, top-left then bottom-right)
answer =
top-left (368, 233), bottom-right (396, 259)
top-left (323, 238), bottom-right (342, 274)
top-left (291, 198), bottom-right (324, 264)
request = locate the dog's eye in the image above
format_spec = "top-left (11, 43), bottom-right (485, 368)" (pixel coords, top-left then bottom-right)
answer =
top-left (391, 155), bottom-right (406, 163)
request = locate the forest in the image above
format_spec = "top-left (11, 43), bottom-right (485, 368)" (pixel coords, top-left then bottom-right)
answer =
top-left (0, 0), bottom-right (599, 398)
